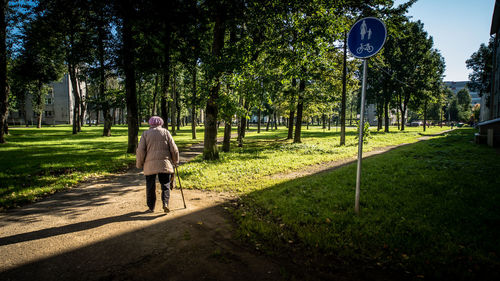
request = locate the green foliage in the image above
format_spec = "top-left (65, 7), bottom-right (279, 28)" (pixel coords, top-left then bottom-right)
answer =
top-left (235, 129), bottom-right (500, 280)
top-left (354, 120), bottom-right (371, 143)
top-left (457, 88), bottom-right (471, 111)
top-left (472, 103), bottom-right (481, 123)
top-left (466, 37), bottom-right (493, 97)
top-left (371, 18), bottom-right (445, 129)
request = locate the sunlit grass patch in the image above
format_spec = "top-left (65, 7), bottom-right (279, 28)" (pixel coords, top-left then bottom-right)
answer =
top-left (178, 126), bottom-right (449, 192)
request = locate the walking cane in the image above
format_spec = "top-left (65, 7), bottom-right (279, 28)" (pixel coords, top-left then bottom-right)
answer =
top-left (175, 166), bottom-right (187, 209)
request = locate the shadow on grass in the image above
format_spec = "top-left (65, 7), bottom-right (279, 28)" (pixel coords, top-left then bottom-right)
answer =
top-left (235, 129), bottom-right (500, 280)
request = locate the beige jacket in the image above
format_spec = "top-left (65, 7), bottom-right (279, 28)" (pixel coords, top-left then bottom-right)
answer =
top-left (136, 127), bottom-right (179, 176)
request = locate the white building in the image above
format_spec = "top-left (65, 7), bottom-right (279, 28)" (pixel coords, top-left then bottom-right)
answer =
top-left (444, 81), bottom-right (481, 107)
top-left (365, 104), bottom-right (399, 127)
top-left (8, 73), bottom-right (86, 126)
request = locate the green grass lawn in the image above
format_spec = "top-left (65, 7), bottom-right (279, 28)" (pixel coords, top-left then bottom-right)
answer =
top-left (3, 124), bottom-right (495, 278)
top-left (179, 125), bottom-right (448, 192)
top-left (232, 128), bottom-right (500, 280)
top-left (0, 125), bottom-right (202, 209)
top-left (1, 124), bottom-right (444, 209)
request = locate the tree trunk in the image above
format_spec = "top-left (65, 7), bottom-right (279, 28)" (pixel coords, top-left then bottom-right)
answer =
top-left (0, 0), bottom-right (6, 143)
top-left (137, 76), bottom-right (143, 127)
top-left (34, 82), bottom-right (43, 128)
top-left (266, 113), bottom-right (270, 131)
top-left (203, 12), bottom-right (225, 160)
top-left (161, 30), bottom-right (171, 129)
top-left (3, 113), bottom-right (7, 135)
top-left (384, 99), bottom-right (390, 133)
top-left (238, 116), bottom-right (244, 147)
top-left (191, 64), bottom-right (197, 139)
top-left (176, 90), bottom-right (180, 131)
top-left (68, 64), bottom-right (80, 134)
top-left (423, 99), bottom-right (427, 132)
top-left (293, 79), bottom-right (305, 143)
top-left (97, 22), bottom-right (109, 136)
top-left (81, 79), bottom-right (88, 127)
top-left (322, 114), bottom-right (326, 129)
top-left (340, 31), bottom-right (347, 146)
top-left (122, 3), bottom-right (139, 153)
top-left (77, 73), bottom-right (84, 131)
top-left (257, 107), bottom-right (261, 133)
top-left (161, 97), bottom-right (169, 127)
top-left (287, 108), bottom-right (295, 139)
top-left (400, 104), bottom-right (407, 131)
top-left (171, 67), bottom-right (177, 135)
top-left (237, 98), bottom-right (246, 147)
top-left (37, 113), bottom-right (42, 128)
top-left (274, 111), bottom-right (278, 130)
top-left (222, 119), bottom-right (231, 152)
top-left (151, 73), bottom-right (159, 116)
top-left (396, 108), bottom-right (400, 130)
top-left (377, 102), bottom-right (383, 131)
top-left (103, 106), bottom-right (112, 136)
top-left (287, 78), bottom-right (296, 139)
top-left (350, 98), bottom-right (353, 126)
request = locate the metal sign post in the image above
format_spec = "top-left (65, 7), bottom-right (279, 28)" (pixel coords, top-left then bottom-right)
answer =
top-left (355, 59), bottom-right (368, 214)
top-left (347, 17), bottom-right (387, 215)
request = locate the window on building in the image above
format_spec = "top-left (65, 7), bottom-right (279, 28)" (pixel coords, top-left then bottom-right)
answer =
top-left (44, 111), bottom-right (53, 117)
top-left (45, 97), bottom-right (53, 105)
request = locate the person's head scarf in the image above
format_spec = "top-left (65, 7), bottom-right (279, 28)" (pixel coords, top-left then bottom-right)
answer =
top-left (148, 116), bottom-right (164, 127)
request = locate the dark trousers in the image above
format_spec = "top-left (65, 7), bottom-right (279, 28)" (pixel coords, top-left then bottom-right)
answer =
top-left (145, 173), bottom-right (171, 210)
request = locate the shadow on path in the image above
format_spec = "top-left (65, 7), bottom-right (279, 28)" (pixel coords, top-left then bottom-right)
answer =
top-left (0, 211), bottom-right (165, 247)
top-left (0, 204), bottom-right (289, 281)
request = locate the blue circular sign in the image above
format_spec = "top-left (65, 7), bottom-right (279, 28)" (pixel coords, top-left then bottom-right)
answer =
top-left (347, 17), bottom-right (387, 59)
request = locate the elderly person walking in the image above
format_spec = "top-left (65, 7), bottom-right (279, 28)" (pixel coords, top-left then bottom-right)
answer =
top-left (136, 116), bottom-right (179, 213)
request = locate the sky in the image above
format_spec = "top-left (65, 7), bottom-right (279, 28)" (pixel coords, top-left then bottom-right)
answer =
top-left (394, 0), bottom-right (494, 82)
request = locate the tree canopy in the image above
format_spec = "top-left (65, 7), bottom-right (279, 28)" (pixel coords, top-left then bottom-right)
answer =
top-left (1, 0), bottom-right (448, 153)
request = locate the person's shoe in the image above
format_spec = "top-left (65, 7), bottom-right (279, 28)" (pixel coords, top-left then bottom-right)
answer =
top-left (163, 204), bottom-right (170, 213)
top-left (145, 208), bottom-right (154, 213)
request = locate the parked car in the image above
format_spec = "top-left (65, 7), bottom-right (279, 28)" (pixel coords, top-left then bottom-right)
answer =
top-left (410, 121), bottom-right (423, 127)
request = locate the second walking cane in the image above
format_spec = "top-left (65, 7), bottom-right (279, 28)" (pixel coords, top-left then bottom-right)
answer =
top-left (175, 166), bottom-right (187, 208)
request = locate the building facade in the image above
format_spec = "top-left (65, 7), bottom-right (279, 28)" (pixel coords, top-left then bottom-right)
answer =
top-left (365, 103), bottom-right (399, 127)
top-left (444, 81), bottom-right (481, 107)
top-left (8, 74), bottom-right (86, 126)
top-left (490, 1), bottom-right (500, 121)
top-left (475, 1), bottom-right (500, 146)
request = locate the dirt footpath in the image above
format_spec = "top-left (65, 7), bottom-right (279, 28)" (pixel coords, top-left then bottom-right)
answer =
top-left (0, 140), bottom-right (291, 281)
top-left (0, 172), bottom-right (291, 281)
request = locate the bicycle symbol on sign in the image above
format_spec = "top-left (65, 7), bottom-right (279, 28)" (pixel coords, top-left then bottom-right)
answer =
top-left (356, 43), bottom-right (374, 54)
